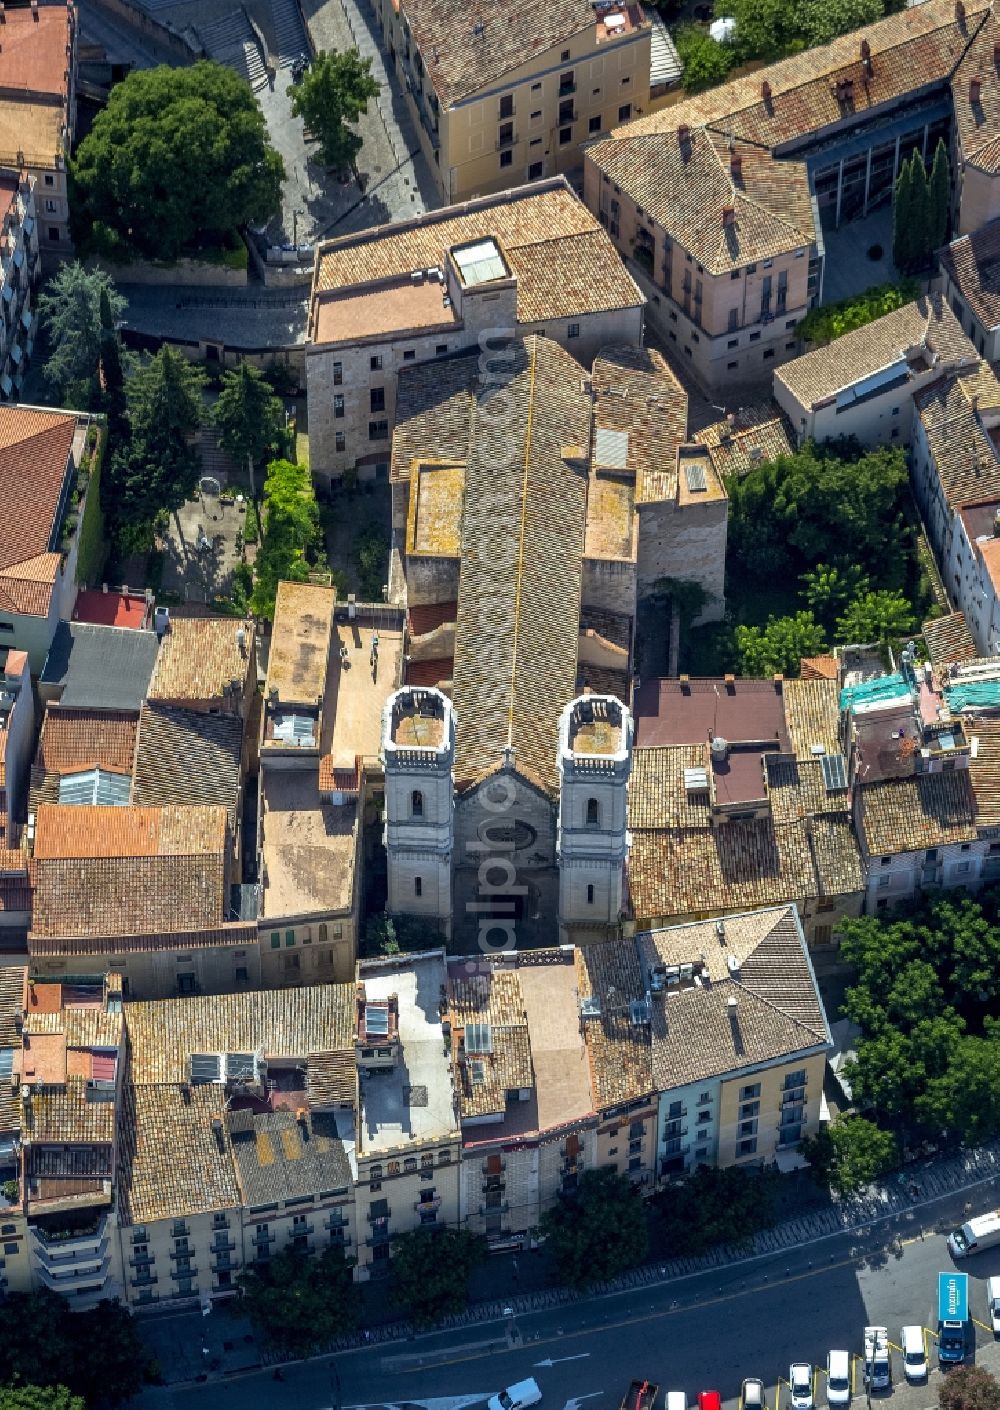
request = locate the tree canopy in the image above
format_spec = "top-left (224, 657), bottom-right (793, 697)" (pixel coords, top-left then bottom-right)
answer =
top-left (37, 264), bottom-right (126, 406)
top-left (835, 589), bottom-right (916, 645)
top-left (237, 1247), bottom-right (359, 1354)
top-left (289, 50), bottom-right (379, 172)
top-left (250, 458), bottom-right (321, 618)
top-left (653, 1165), bottom-right (777, 1254)
top-left (839, 892), bottom-right (1000, 1147)
top-left (939, 1364), bottom-right (1000, 1410)
top-left (541, 1168), bottom-right (648, 1287)
top-left (802, 1114), bottom-right (900, 1196)
top-left (892, 145), bottom-right (949, 272)
top-left (71, 62), bottom-right (284, 261)
top-left (391, 1227), bottom-right (486, 1325)
top-left (735, 612), bottom-right (828, 677)
top-left (213, 362), bottom-right (285, 477)
top-left (0, 1290), bottom-right (145, 1406)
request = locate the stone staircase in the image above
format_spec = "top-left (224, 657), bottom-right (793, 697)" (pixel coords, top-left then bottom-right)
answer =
top-left (195, 9), bottom-right (268, 89)
top-left (269, 0), bottom-right (309, 68)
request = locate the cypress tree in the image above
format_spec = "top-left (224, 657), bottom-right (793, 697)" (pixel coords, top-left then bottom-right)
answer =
top-left (909, 148), bottom-right (932, 269)
top-left (892, 154), bottom-right (915, 272)
top-left (929, 138), bottom-right (951, 253)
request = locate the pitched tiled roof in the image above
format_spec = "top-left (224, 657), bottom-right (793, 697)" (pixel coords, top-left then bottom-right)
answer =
top-left (694, 407), bottom-right (796, 479)
top-left (448, 966), bottom-right (534, 1119)
top-left (117, 1081), bottom-right (241, 1224)
top-left (391, 355), bottom-right (479, 485)
top-left (914, 361), bottom-right (1000, 512)
top-left (39, 622), bottom-right (160, 711)
top-left (589, 128), bottom-right (816, 273)
top-left (28, 921), bottom-right (258, 957)
top-left (26, 1079), bottom-right (116, 1146)
top-left (445, 337), bottom-right (591, 791)
top-left (228, 1108), bottom-right (352, 1205)
top-left (591, 345), bottom-right (688, 503)
top-left (766, 757), bottom-right (838, 822)
top-left (391, 0), bottom-right (647, 106)
top-left (30, 853), bottom-right (227, 939)
top-left (124, 985), bottom-right (356, 1084)
top-left (783, 678), bottom-right (841, 757)
top-left (0, 5), bottom-right (74, 99)
top-left (775, 295), bottom-right (977, 409)
top-left (629, 745), bottom-right (713, 828)
top-left (35, 708), bottom-right (139, 776)
top-left (576, 939), bottom-right (653, 1108)
top-left (306, 1049), bottom-right (357, 1108)
top-left (628, 816), bottom-right (822, 923)
top-left (0, 407), bottom-right (76, 619)
top-left (940, 219), bottom-right (1000, 334)
top-left (314, 180), bottom-right (642, 326)
top-left (32, 803), bottom-right (227, 860)
top-left (800, 655), bottom-right (840, 681)
top-left (148, 618), bottom-right (254, 706)
top-left (132, 703), bottom-right (243, 828)
top-left (857, 768), bottom-right (979, 855)
top-left (923, 610), bottom-right (978, 667)
top-left (809, 813), bottom-right (867, 896)
top-left (970, 718), bottom-right (1000, 828)
top-left (952, 7), bottom-right (1000, 173)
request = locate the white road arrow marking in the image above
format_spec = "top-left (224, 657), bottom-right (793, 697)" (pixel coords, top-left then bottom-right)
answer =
top-left (346, 1397), bottom-right (491, 1410)
top-left (534, 1355), bottom-right (593, 1368)
top-left (561, 1393), bottom-right (604, 1410)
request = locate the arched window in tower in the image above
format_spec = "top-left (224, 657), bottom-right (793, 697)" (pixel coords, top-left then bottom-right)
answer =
top-left (585, 797), bottom-right (600, 827)
top-left (587, 884), bottom-right (595, 905)
top-left (412, 789), bottom-right (424, 818)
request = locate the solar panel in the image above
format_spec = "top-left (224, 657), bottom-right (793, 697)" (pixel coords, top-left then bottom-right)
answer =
top-left (365, 1003), bottom-right (390, 1037)
top-left (0, 1048), bottom-right (14, 1079)
top-left (465, 1022), bottom-right (493, 1054)
top-left (190, 1053), bottom-right (223, 1084)
top-left (594, 426), bottom-right (629, 469)
top-left (684, 460), bottom-right (708, 493)
top-left (470, 1059), bottom-right (486, 1085)
top-left (820, 753), bottom-right (848, 792)
top-left (225, 1052), bottom-right (257, 1082)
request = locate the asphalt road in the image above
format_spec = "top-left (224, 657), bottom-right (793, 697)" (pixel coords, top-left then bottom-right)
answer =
top-left (144, 1178), bottom-right (1000, 1410)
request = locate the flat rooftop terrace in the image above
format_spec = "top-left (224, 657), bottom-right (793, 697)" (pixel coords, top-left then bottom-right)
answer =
top-left (320, 623), bottom-right (403, 757)
top-left (358, 958), bottom-right (457, 1153)
top-left (261, 770), bottom-right (357, 919)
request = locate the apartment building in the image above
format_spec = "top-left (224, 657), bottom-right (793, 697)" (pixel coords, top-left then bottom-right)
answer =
top-left (626, 676), bottom-right (866, 947)
top-left (773, 295), bottom-right (978, 448)
top-left (0, 170), bottom-right (40, 398)
top-left (0, 405), bottom-right (90, 670)
top-left (0, 2), bottom-right (77, 258)
top-left (306, 179), bottom-right (644, 480)
top-left (939, 217), bottom-right (1000, 362)
top-left (584, 0), bottom-right (994, 394)
top-left (371, 0), bottom-right (652, 204)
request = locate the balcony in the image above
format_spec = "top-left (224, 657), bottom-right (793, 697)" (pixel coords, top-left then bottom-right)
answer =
top-left (290, 1223), bottom-right (314, 1238)
top-left (171, 1266), bottom-right (199, 1280)
top-left (169, 1244), bottom-right (193, 1259)
top-left (415, 1196), bottom-right (442, 1213)
top-left (495, 131), bottom-right (518, 151)
top-left (129, 1254), bottom-right (154, 1269)
top-left (366, 1231), bottom-right (391, 1248)
top-left (324, 1214), bottom-right (349, 1231)
top-left (254, 1231), bottom-right (276, 1245)
top-left (367, 1209), bottom-right (391, 1223)
top-left (212, 1253), bottom-right (233, 1270)
top-left (559, 80), bottom-right (576, 95)
top-left (212, 1237), bottom-right (236, 1253)
top-left (479, 1201), bottom-right (510, 1216)
top-left (131, 1272), bottom-right (158, 1289)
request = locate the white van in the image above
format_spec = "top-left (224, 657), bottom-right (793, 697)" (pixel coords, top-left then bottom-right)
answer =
top-left (826, 1351), bottom-right (851, 1406)
top-left (988, 1276), bottom-right (1000, 1335)
top-left (949, 1210), bottom-right (1000, 1257)
top-left (666, 1393), bottom-right (687, 1410)
top-left (489, 1380), bottom-right (542, 1410)
top-left (901, 1325), bottom-right (927, 1383)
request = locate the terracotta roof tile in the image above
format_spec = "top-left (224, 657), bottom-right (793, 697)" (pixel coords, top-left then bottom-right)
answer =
top-left (0, 7), bottom-right (74, 100)
top-left (914, 361), bottom-right (1000, 512)
top-left (952, 7), bottom-right (1000, 171)
top-left (923, 610), bottom-right (978, 667)
top-left (694, 407), bottom-right (796, 479)
top-left (591, 345), bottom-right (688, 502)
top-left (117, 1082), bottom-right (241, 1225)
top-left (33, 803), bottom-right (228, 860)
top-left (30, 853), bottom-right (227, 939)
top-left (857, 768), bottom-right (979, 855)
top-left (783, 678), bottom-right (841, 757)
top-left (148, 618), bottom-right (255, 706)
top-left (132, 704), bottom-right (243, 827)
top-left (35, 708), bottom-right (139, 776)
top-left (576, 939), bottom-right (653, 1107)
top-left (0, 408), bottom-right (76, 618)
top-left (940, 218), bottom-right (1000, 334)
top-left (970, 718), bottom-right (1000, 828)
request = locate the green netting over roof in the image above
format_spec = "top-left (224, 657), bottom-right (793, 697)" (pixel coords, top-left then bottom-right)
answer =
top-left (839, 673), bottom-right (907, 712)
top-left (943, 682), bottom-right (1000, 712)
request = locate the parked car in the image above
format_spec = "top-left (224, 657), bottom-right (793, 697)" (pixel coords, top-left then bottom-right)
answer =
top-left (490, 1381), bottom-right (542, 1410)
top-left (826, 1350), bottom-right (851, 1406)
top-left (697, 1393), bottom-right (721, 1410)
top-left (901, 1325), bottom-right (928, 1382)
top-left (741, 1380), bottom-right (763, 1410)
top-left (789, 1364), bottom-right (814, 1410)
top-left (988, 1276), bottom-right (1000, 1335)
top-left (666, 1394), bottom-right (686, 1410)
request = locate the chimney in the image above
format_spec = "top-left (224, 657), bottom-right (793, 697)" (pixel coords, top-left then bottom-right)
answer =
top-left (678, 123), bottom-right (690, 143)
top-left (30, 0), bottom-right (38, 21)
top-left (722, 205), bottom-right (735, 227)
top-left (761, 79), bottom-right (772, 103)
top-left (860, 37), bottom-right (872, 74)
top-left (730, 151), bottom-right (742, 181)
top-left (970, 76), bottom-right (982, 102)
top-left (955, 0), bottom-right (965, 22)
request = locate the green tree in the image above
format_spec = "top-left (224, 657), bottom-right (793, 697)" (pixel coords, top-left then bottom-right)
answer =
top-left (289, 50), bottom-right (379, 172)
top-left (727, 0), bottom-right (788, 60)
top-left (909, 149), bottom-right (932, 268)
top-left (71, 62), bottom-right (284, 261)
top-left (928, 138), bottom-right (951, 252)
top-left (364, 913), bottom-right (445, 956)
top-left (835, 589), bottom-right (915, 644)
top-left (653, 1165), bottom-right (777, 1254)
top-left (98, 283), bottom-right (129, 429)
top-left (800, 562), bottom-right (870, 626)
top-left (796, 278), bottom-right (921, 345)
top-left (106, 347), bottom-right (205, 534)
top-left (237, 1247), bottom-right (359, 1354)
top-left (541, 1168), bottom-right (648, 1288)
top-left (734, 612), bottom-right (827, 677)
top-left (798, 0), bottom-right (884, 44)
top-left (391, 1227), bottom-right (487, 1325)
top-left (674, 26), bottom-right (736, 91)
top-left (213, 362), bottom-right (285, 484)
top-left (0, 1389), bottom-right (85, 1410)
top-left (0, 1290), bottom-right (145, 1406)
top-left (893, 154), bottom-right (916, 272)
top-left (802, 1115), bottom-right (900, 1196)
top-left (250, 458), bottom-right (320, 618)
top-left (37, 264), bottom-right (126, 405)
top-left (939, 1364), bottom-right (1000, 1410)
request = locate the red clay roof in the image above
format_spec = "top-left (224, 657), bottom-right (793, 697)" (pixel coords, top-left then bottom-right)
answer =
top-left (0, 407), bottom-right (76, 618)
top-left (405, 656), bottom-right (454, 687)
top-left (633, 677), bottom-right (792, 750)
top-left (73, 590), bottom-right (148, 629)
top-left (0, 6), bottom-right (74, 99)
top-left (408, 601), bottom-right (458, 636)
